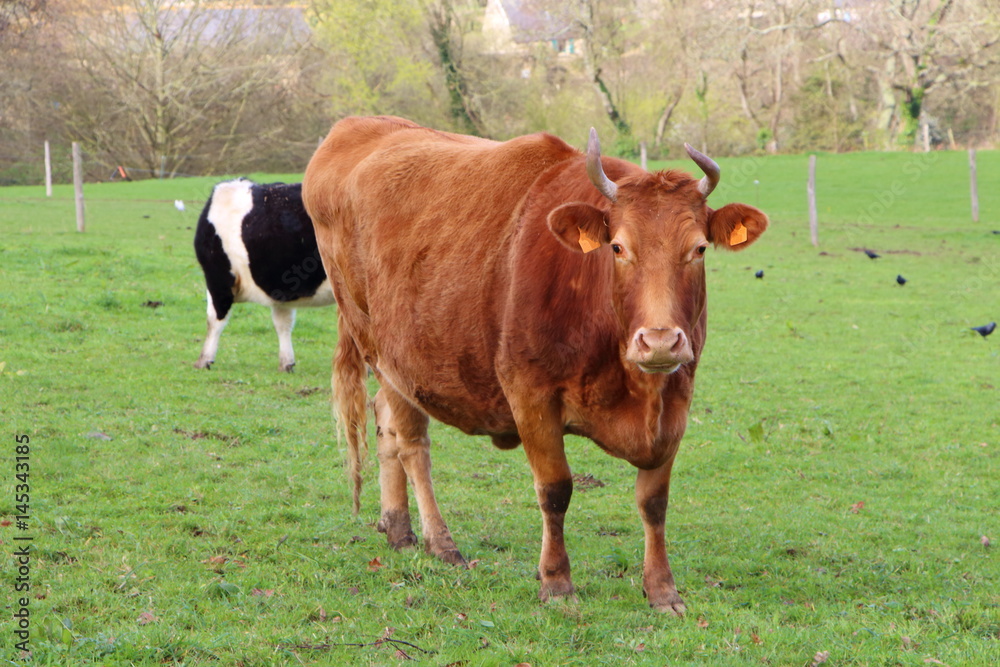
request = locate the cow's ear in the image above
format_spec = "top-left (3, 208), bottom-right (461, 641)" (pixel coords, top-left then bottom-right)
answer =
top-left (707, 203), bottom-right (768, 251)
top-left (547, 202), bottom-right (610, 254)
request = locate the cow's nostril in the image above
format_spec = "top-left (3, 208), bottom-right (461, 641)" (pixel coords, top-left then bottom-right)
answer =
top-left (670, 331), bottom-right (686, 353)
top-left (636, 332), bottom-right (650, 353)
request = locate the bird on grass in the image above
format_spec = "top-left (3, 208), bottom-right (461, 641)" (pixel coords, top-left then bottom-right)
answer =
top-left (864, 249), bottom-right (880, 259)
top-left (971, 322), bottom-right (996, 338)
top-left (755, 270), bottom-right (764, 279)
top-left (896, 275), bottom-right (907, 286)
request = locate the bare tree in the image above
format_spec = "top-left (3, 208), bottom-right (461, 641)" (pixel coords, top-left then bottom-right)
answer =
top-left (54, 0), bottom-right (321, 177)
top-left (851, 0), bottom-right (1000, 147)
top-left (0, 0), bottom-right (59, 181)
top-left (725, 0), bottom-right (827, 152)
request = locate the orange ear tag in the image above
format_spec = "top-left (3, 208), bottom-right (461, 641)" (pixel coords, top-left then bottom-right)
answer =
top-left (729, 221), bottom-right (748, 246)
top-left (578, 227), bottom-right (602, 253)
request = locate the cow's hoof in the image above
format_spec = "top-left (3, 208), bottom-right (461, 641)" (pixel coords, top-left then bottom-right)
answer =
top-left (280, 363), bottom-right (295, 373)
top-left (436, 548), bottom-right (468, 568)
top-left (377, 512), bottom-right (417, 550)
top-left (646, 591), bottom-right (686, 616)
top-left (650, 599), bottom-right (686, 616)
top-left (387, 532), bottom-right (418, 550)
top-left (538, 579), bottom-right (576, 602)
top-left (194, 360), bottom-right (213, 369)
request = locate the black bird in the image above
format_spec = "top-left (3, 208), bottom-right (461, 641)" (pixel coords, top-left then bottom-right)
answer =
top-left (864, 249), bottom-right (880, 259)
top-left (971, 322), bottom-right (996, 338)
top-left (755, 270), bottom-right (764, 279)
top-left (896, 274), bottom-right (907, 286)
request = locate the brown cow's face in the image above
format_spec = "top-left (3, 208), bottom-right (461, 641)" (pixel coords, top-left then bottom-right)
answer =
top-left (610, 184), bottom-right (710, 373)
top-left (548, 174), bottom-right (768, 375)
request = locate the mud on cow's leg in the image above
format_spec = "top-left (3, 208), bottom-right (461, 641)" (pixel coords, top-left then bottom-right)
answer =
top-left (379, 386), bottom-right (466, 566)
top-left (514, 398), bottom-right (576, 602)
top-left (635, 461), bottom-right (686, 615)
top-left (373, 389), bottom-right (417, 549)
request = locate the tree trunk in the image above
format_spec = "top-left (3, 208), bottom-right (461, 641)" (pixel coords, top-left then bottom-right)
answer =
top-left (654, 86), bottom-right (683, 150)
top-left (577, 0), bottom-right (630, 141)
top-left (427, 1), bottom-right (486, 137)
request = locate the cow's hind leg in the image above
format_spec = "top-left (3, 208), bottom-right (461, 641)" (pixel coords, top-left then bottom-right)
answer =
top-left (195, 291), bottom-right (230, 369)
top-left (635, 459), bottom-right (686, 615)
top-left (373, 389), bottom-right (417, 549)
top-left (271, 305), bottom-right (296, 372)
top-left (379, 386), bottom-right (465, 566)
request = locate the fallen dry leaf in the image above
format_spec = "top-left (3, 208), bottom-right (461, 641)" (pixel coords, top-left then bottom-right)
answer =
top-left (0, 520), bottom-right (11, 527)
top-left (981, 535), bottom-right (991, 548)
top-left (634, 643), bottom-right (646, 652)
top-left (251, 588), bottom-right (274, 597)
top-left (368, 556), bottom-right (384, 572)
top-left (751, 633), bottom-right (763, 645)
top-left (923, 659), bottom-right (947, 666)
top-left (811, 650), bottom-right (830, 666)
top-left (137, 611), bottom-right (158, 625)
top-left (697, 616), bottom-right (709, 628)
top-left (850, 501), bottom-right (865, 514)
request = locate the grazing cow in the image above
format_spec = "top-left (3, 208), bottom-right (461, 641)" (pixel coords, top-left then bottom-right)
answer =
top-left (302, 116), bottom-right (767, 613)
top-left (193, 179), bottom-right (335, 371)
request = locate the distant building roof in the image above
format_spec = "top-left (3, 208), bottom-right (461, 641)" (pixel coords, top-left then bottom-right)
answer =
top-left (497, 0), bottom-right (581, 44)
top-left (126, 6), bottom-right (310, 47)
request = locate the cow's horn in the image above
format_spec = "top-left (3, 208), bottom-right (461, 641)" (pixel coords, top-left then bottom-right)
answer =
top-left (684, 143), bottom-right (720, 198)
top-left (586, 128), bottom-right (617, 202)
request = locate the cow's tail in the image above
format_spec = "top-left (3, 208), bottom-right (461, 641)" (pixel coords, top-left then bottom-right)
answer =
top-left (333, 311), bottom-right (368, 515)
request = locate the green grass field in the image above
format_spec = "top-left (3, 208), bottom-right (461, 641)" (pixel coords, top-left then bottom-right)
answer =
top-left (2, 150), bottom-right (998, 666)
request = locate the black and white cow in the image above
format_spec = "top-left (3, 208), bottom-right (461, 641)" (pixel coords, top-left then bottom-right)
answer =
top-left (193, 178), bottom-right (335, 371)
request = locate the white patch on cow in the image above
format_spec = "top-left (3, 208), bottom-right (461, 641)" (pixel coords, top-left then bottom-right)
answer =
top-left (206, 179), bottom-right (271, 307)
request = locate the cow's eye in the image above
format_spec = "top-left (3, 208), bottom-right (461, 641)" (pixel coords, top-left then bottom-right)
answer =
top-left (697, 245), bottom-right (707, 255)
top-left (611, 243), bottom-right (623, 255)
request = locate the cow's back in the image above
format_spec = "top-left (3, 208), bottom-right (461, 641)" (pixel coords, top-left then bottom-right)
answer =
top-left (304, 116), bottom-right (579, 433)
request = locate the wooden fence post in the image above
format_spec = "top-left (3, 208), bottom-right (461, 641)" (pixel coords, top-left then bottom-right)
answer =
top-left (72, 142), bottom-right (85, 232)
top-left (640, 141), bottom-right (647, 171)
top-left (44, 140), bottom-right (52, 197)
top-left (808, 154), bottom-right (818, 247)
top-left (969, 148), bottom-right (979, 223)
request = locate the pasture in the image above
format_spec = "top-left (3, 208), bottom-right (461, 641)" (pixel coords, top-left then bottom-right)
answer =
top-left (2, 149), bottom-right (998, 666)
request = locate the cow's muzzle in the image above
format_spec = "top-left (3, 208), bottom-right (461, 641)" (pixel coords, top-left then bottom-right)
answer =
top-left (626, 327), bottom-right (694, 374)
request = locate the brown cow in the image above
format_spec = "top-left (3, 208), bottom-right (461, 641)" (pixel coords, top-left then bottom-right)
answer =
top-left (302, 116), bottom-right (767, 614)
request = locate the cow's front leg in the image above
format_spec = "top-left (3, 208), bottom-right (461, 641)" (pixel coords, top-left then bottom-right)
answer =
top-left (381, 387), bottom-right (465, 566)
top-left (635, 460), bottom-right (685, 615)
top-left (516, 402), bottom-right (575, 602)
